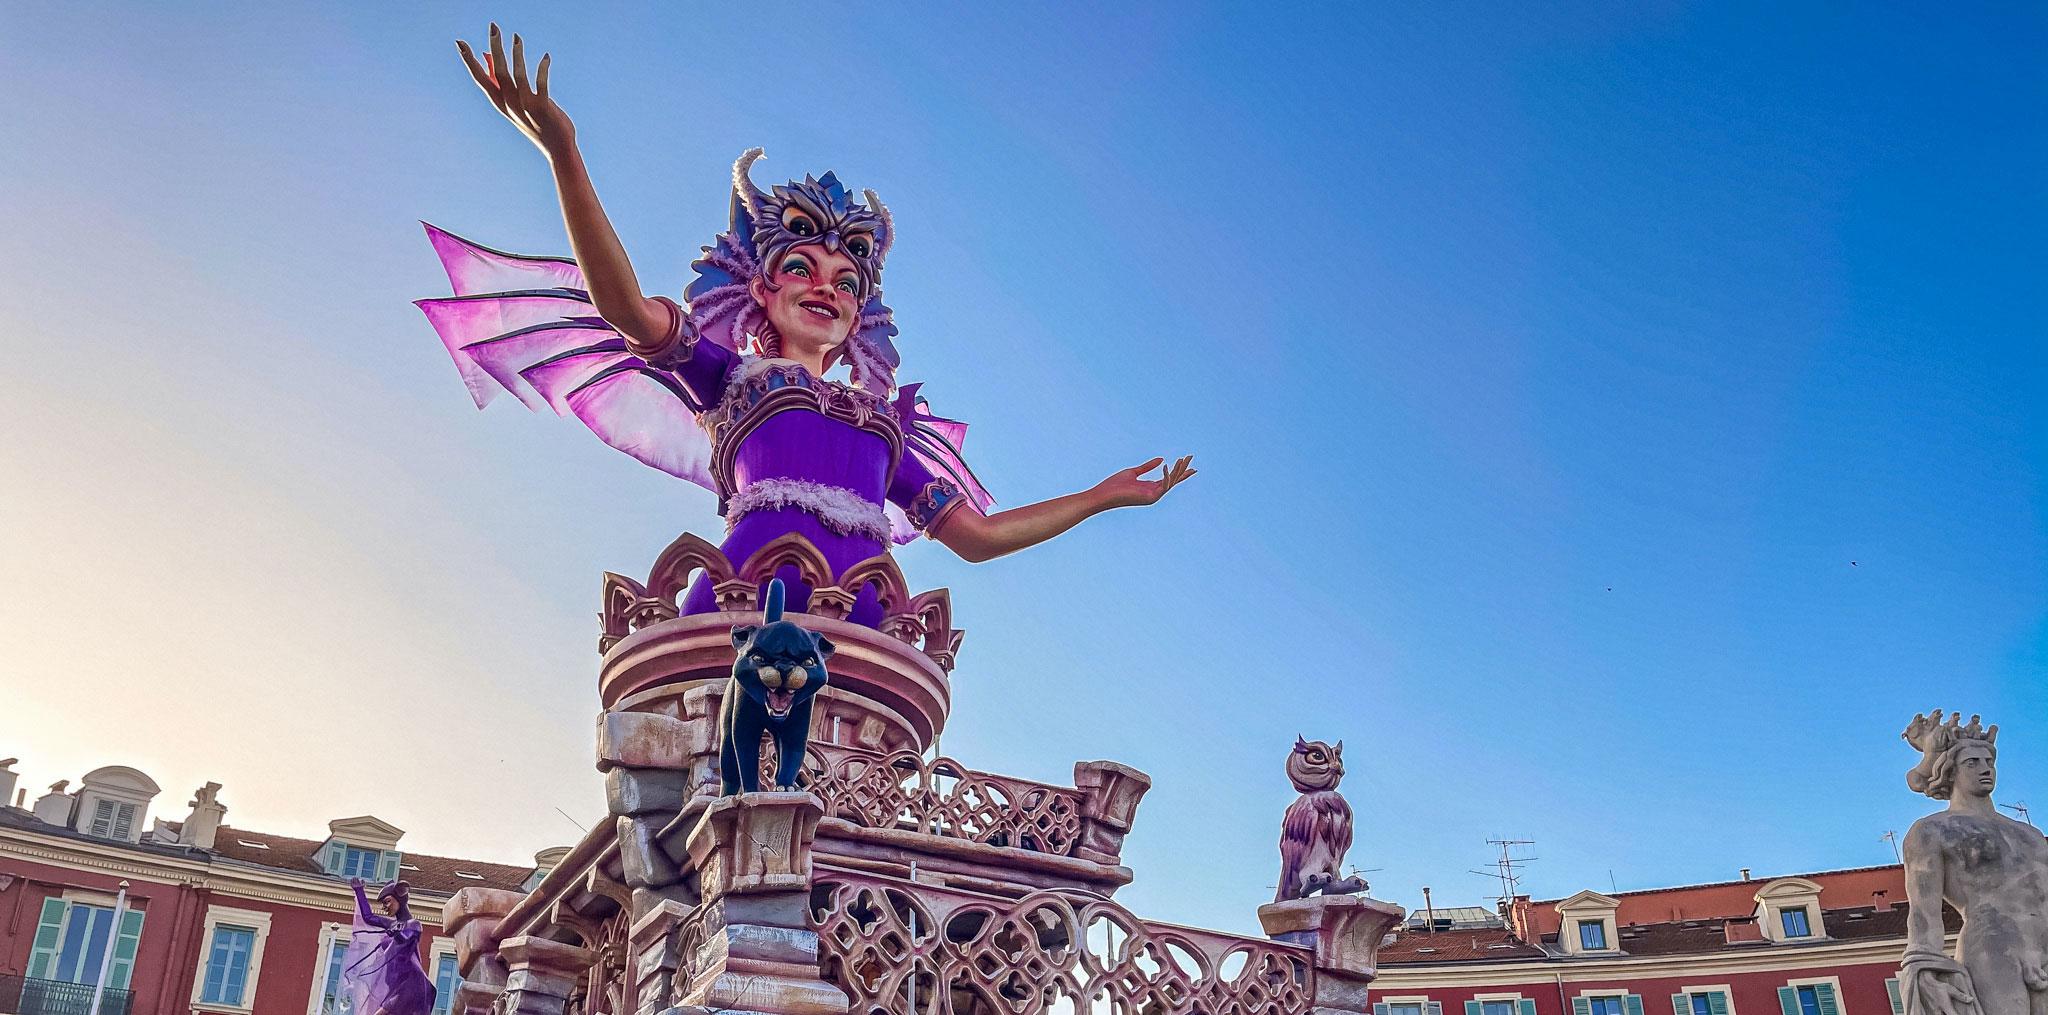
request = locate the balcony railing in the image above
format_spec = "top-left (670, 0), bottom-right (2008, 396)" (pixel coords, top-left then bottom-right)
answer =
top-left (0, 975), bottom-right (135, 1015)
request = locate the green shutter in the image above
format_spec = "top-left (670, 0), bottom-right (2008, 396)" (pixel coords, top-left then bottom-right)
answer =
top-left (1625, 996), bottom-right (1644, 1015)
top-left (1673, 994), bottom-right (1690, 1015)
top-left (1815, 984), bottom-right (1840, 1015)
top-left (1429, 1005), bottom-right (1444, 1015)
top-left (1778, 987), bottom-right (1799, 1015)
top-left (320, 839), bottom-right (344, 874)
top-left (26, 898), bottom-right (67, 979)
top-left (1520, 1002), bottom-right (1538, 1015)
top-left (1708, 993), bottom-right (1728, 1015)
top-left (1466, 1003), bottom-right (1484, 1015)
top-left (1375, 1006), bottom-right (1390, 1015)
top-left (108, 907), bottom-right (146, 989)
top-left (1885, 978), bottom-right (1904, 1015)
top-left (378, 849), bottom-right (402, 881)
top-left (1574, 999), bottom-right (1593, 1015)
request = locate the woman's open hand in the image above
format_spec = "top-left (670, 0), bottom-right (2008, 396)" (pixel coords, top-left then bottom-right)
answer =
top-left (1092, 455), bottom-right (1197, 510)
top-left (457, 23), bottom-right (575, 158)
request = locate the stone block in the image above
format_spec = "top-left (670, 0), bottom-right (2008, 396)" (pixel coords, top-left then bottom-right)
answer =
top-left (618, 814), bottom-right (684, 889)
top-left (597, 711), bottom-right (700, 771)
top-left (608, 766), bottom-right (692, 816)
top-left (1257, 894), bottom-right (1405, 982)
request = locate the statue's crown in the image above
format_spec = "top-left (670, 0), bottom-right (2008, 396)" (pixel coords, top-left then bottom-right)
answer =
top-left (1903, 709), bottom-right (1997, 757)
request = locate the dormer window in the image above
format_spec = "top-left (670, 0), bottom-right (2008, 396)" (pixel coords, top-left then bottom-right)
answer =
top-left (316, 816), bottom-right (406, 882)
top-left (1780, 906), bottom-right (1813, 938)
top-left (336, 845), bottom-right (384, 879)
top-left (70, 766), bottom-right (161, 844)
top-left (87, 799), bottom-right (137, 840)
top-left (1753, 877), bottom-right (1827, 942)
top-left (1578, 921), bottom-right (1608, 950)
top-left (1554, 890), bottom-right (1622, 956)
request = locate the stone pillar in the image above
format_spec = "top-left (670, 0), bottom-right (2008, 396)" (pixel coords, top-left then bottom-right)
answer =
top-left (670, 792), bottom-right (849, 1015)
top-left (1257, 895), bottom-right (1406, 1015)
top-left (1073, 760), bottom-right (1152, 865)
top-left (632, 897), bottom-right (693, 1015)
top-left (497, 935), bottom-right (598, 1015)
top-left (443, 887), bottom-right (526, 1013)
top-left (600, 710), bottom-right (704, 899)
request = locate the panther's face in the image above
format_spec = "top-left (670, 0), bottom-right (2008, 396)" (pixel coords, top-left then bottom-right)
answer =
top-left (730, 619), bottom-right (833, 721)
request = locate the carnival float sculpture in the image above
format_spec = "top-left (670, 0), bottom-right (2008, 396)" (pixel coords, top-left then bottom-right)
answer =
top-left (341, 877), bottom-right (435, 1015)
top-left (1275, 738), bottom-right (1371, 902)
top-left (417, 25), bottom-right (1194, 630)
top-left (1897, 710), bottom-right (2048, 1015)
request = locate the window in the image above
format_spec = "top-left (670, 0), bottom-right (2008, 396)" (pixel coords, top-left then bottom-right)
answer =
top-left (1675, 989), bottom-right (1730, 1015)
top-left (1578, 920), bottom-right (1608, 950)
top-left (1693, 998), bottom-right (1713, 1015)
top-left (432, 952), bottom-right (463, 1015)
top-left (1780, 907), bottom-right (1813, 938)
top-left (1483, 1003), bottom-right (1517, 1015)
top-left (338, 845), bottom-right (382, 879)
top-left (26, 898), bottom-right (145, 989)
top-left (319, 938), bottom-right (349, 1014)
top-left (201, 924), bottom-right (257, 1005)
top-left (1588, 999), bottom-right (1626, 1015)
top-left (1779, 983), bottom-right (1842, 1015)
top-left (87, 799), bottom-right (138, 840)
top-left (1388, 1005), bottom-right (1425, 1015)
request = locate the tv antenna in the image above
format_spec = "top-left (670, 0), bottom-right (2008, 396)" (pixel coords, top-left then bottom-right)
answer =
top-left (1881, 830), bottom-right (1901, 862)
top-left (1469, 838), bottom-right (1536, 910)
top-left (2000, 802), bottom-right (2033, 827)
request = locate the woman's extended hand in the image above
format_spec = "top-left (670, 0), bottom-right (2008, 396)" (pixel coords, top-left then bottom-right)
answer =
top-left (1092, 455), bottom-right (1197, 510)
top-left (457, 23), bottom-right (575, 158)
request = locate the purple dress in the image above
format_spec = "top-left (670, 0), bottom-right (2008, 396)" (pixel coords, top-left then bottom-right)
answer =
top-left (342, 882), bottom-right (434, 1015)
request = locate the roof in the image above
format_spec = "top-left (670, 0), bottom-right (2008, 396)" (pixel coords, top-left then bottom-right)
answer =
top-left (212, 826), bottom-right (533, 894)
top-left (1389, 901), bottom-right (1960, 966)
top-left (1530, 863), bottom-right (1905, 907)
top-left (1381, 927), bottom-right (1546, 965)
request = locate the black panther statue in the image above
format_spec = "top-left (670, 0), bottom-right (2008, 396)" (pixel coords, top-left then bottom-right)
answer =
top-left (719, 579), bottom-right (833, 794)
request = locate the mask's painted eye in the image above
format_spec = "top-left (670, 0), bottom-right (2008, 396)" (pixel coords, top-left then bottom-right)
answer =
top-left (782, 259), bottom-right (810, 278)
top-left (782, 208), bottom-right (818, 237)
top-left (846, 235), bottom-right (872, 258)
top-left (835, 279), bottom-right (855, 294)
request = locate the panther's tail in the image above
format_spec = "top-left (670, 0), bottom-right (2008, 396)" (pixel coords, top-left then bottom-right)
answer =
top-left (762, 578), bottom-right (787, 624)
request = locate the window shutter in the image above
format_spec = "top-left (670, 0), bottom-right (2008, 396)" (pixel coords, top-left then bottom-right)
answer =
top-left (379, 849), bottom-right (403, 881)
top-left (1430, 1004), bottom-right (1444, 1015)
top-left (1815, 984), bottom-right (1841, 1015)
top-left (27, 898), bottom-right (67, 979)
top-left (1708, 993), bottom-right (1729, 1015)
top-left (1673, 994), bottom-right (1690, 1015)
top-left (1574, 999), bottom-right (1593, 1015)
top-left (1520, 1001), bottom-right (1538, 1015)
top-left (112, 803), bottom-right (136, 840)
top-left (1885, 978), bottom-right (1904, 1015)
top-left (109, 907), bottom-right (146, 989)
top-left (1625, 996), bottom-right (1644, 1015)
top-left (1375, 1006), bottom-right (1391, 1015)
top-left (90, 799), bottom-right (117, 836)
top-left (320, 839), bottom-right (344, 874)
top-left (1466, 1003), bottom-right (1484, 1015)
top-left (1777, 987), bottom-right (1799, 1015)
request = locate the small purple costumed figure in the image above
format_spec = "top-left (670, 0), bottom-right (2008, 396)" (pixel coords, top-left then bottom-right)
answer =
top-left (417, 25), bottom-right (1196, 628)
top-left (339, 877), bottom-right (435, 1015)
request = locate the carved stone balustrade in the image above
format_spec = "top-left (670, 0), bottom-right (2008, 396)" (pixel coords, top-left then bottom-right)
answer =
top-left (811, 871), bottom-right (1320, 1015)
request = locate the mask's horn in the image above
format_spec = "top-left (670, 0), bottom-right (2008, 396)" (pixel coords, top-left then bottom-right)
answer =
top-left (762, 577), bottom-right (786, 624)
top-left (733, 148), bottom-right (769, 219)
top-left (864, 189), bottom-right (893, 261)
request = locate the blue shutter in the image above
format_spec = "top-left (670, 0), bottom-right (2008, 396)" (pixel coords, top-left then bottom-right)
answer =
top-left (1708, 993), bottom-right (1729, 1015)
top-left (1375, 1006), bottom-right (1391, 1015)
top-left (1673, 995), bottom-right (1689, 1015)
top-left (1467, 1003), bottom-right (1484, 1015)
top-left (108, 907), bottom-right (145, 989)
top-left (1885, 978), bottom-right (1904, 1015)
top-left (1814, 984), bottom-right (1840, 1015)
top-left (378, 849), bottom-right (402, 881)
top-left (26, 898), bottom-right (66, 979)
top-left (1777, 987), bottom-right (1799, 1015)
top-left (1624, 997), bottom-right (1644, 1015)
top-left (1574, 999), bottom-right (1593, 1015)
top-left (1430, 1005), bottom-right (1445, 1015)
top-left (320, 839), bottom-right (344, 875)
top-left (1521, 1002), bottom-right (1538, 1015)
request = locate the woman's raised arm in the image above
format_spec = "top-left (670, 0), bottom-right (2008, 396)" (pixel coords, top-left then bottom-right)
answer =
top-left (456, 24), bottom-right (671, 350)
top-left (348, 877), bottom-right (391, 929)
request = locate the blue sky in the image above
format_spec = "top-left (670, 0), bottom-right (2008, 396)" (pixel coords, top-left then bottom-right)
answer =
top-left (1, 3), bottom-right (2042, 935)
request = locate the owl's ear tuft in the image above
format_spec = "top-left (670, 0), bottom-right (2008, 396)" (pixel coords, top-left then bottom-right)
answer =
top-left (1295, 735), bottom-right (1309, 751)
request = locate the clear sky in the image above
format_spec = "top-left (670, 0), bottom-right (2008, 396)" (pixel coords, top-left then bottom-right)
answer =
top-left (1, 2), bottom-right (2043, 936)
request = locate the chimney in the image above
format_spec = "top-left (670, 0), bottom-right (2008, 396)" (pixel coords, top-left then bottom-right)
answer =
top-left (1739, 868), bottom-right (1752, 882)
top-left (32, 780), bottom-right (76, 827)
top-left (0, 759), bottom-right (17, 811)
top-left (176, 782), bottom-right (227, 850)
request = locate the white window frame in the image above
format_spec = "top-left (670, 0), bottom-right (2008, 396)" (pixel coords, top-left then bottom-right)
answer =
top-left (1678, 983), bottom-right (1739, 1015)
top-left (1575, 989), bottom-right (1632, 1015)
top-left (429, 938), bottom-right (461, 1015)
top-left (1554, 890), bottom-right (1623, 955)
top-left (191, 905), bottom-right (274, 1012)
top-left (1473, 994), bottom-right (1532, 1015)
top-left (1783, 977), bottom-right (1846, 1015)
top-left (1378, 996), bottom-right (1435, 1015)
top-left (304, 921), bottom-right (351, 1015)
top-left (1753, 878), bottom-right (1827, 943)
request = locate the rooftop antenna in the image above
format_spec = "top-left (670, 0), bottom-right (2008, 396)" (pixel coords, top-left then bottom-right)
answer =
top-left (2000, 802), bottom-right (2033, 827)
top-left (1470, 837), bottom-right (1537, 913)
top-left (553, 807), bottom-right (587, 834)
top-left (1881, 830), bottom-right (1901, 862)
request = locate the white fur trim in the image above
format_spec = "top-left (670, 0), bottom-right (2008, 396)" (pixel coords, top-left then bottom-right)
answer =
top-left (727, 478), bottom-right (891, 542)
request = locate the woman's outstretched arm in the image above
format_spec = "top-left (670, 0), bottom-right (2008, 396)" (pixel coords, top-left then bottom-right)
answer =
top-left (348, 877), bottom-right (392, 929)
top-left (934, 456), bottom-right (1195, 563)
top-left (456, 24), bottom-right (670, 349)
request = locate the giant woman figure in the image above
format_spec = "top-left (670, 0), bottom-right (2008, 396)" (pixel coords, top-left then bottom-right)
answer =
top-left (419, 26), bottom-right (1195, 627)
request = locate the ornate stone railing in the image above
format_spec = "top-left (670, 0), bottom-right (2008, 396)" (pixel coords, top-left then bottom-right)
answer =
top-left (810, 873), bottom-right (1317, 1015)
top-left (601, 532), bottom-right (963, 670)
top-left (791, 743), bottom-right (1088, 856)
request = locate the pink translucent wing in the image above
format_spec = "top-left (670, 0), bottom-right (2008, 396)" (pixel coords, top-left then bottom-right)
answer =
top-left (521, 346), bottom-right (630, 415)
top-left (424, 222), bottom-right (584, 295)
top-left (459, 320), bottom-right (615, 413)
top-left (562, 366), bottom-right (716, 487)
top-left (418, 293), bottom-right (598, 410)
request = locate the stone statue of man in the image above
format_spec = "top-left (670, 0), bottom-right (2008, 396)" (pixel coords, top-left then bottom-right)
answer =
top-left (1898, 710), bottom-right (2048, 1015)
